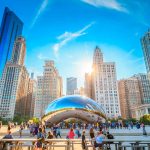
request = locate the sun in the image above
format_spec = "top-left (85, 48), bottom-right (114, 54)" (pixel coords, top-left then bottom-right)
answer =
top-left (82, 61), bottom-right (93, 74)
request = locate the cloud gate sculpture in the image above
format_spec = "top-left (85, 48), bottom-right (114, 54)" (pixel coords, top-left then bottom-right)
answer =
top-left (42, 95), bottom-right (106, 124)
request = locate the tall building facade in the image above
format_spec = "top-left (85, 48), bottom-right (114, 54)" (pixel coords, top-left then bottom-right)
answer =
top-left (133, 73), bottom-right (150, 104)
top-left (0, 7), bottom-right (23, 77)
top-left (92, 46), bottom-right (121, 118)
top-left (34, 60), bottom-right (63, 118)
top-left (0, 37), bottom-right (29, 119)
top-left (84, 73), bottom-right (92, 98)
top-left (141, 29), bottom-right (150, 73)
top-left (26, 78), bottom-right (37, 117)
top-left (118, 78), bottom-right (141, 119)
top-left (118, 74), bottom-right (150, 119)
top-left (66, 77), bottom-right (77, 95)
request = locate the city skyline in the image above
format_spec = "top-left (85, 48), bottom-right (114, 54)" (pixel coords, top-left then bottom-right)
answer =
top-left (0, 0), bottom-right (150, 94)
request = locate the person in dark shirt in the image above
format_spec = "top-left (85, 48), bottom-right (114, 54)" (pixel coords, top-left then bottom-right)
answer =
top-left (82, 131), bottom-right (86, 150)
top-left (106, 132), bottom-right (114, 149)
top-left (89, 128), bottom-right (95, 139)
top-left (47, 131), bottom-right (53, 139)
top-left (53, 124), bottom-right (58, 138)
top-left (36, 128), bottom-right (45, 150)
top-left (2, 130), bottom-right (13, 149)
top-left (44, 131), bottom-right (53, 148)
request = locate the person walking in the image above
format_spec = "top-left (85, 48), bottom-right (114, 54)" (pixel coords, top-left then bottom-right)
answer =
top-left (89, 128), bottom-right (95, 139)
top-left (141, 123), bottom-right (147, 136)
top-left (19, 124), bottom-right (23, 138)
top-left (82, 131), bottom-right (86, 150)
top-left (67, 128), bottom-right (75, 139)
top-left (89, 127), bottom-right (95, 149)
top-left (35, 128), bottom-right (45, 150)
top-left (75, 128), bottom-right (81, 138)
top-left (52, 124), bottom-right (57, 138)
top-left (56, 125), bottom-right (61, 138)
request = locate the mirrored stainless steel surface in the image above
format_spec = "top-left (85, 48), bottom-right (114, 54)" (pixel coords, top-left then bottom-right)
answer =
top-left (42, 95), bottom-right (106, 124)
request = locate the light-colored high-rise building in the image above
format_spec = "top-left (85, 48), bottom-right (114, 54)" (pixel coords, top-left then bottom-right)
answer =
top-left (34, 76), bottom-right (43, 118)
top-left (92, 46), bottom-right (121, 118)
top-left (66, 77), bottom-right (77, 95)
top-left (0, 36), bottom-right (29, 119)
top-left (141, 29), bottom-right (150, 73)
top-left (118, 78), bottom-right (141, 119)
top-left (34, 60), bottom-right (63, 118)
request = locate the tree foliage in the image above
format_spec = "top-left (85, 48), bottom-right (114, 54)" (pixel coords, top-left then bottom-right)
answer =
top-left (140, 114), bottom-right (150, 125)
top-left (13, 115), bottom-right (30, 124)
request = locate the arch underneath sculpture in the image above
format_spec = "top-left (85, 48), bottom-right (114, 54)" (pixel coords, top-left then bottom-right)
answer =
top-left (42, 108), bottom-right (106, 125)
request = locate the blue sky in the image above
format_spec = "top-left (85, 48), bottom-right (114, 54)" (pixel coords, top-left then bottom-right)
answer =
top-left (0, 0), bottom-right (150, 94)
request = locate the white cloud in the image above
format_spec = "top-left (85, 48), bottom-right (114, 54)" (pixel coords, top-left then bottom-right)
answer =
top-left (81, 0), bottom-right (128, 13)
top-left (31, 0), bottom-right (49, 28)
top-left (53, 22), bottom-right (95, 57)
top-left (37, 53), bottom-right (49, 60)
top-left (126, 48), bottom-right (135, 57)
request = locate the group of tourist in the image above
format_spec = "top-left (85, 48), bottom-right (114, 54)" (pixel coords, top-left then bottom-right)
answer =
top-left (0, 121), bottom-right (148, 150)
top-left (26, 123), bottom-right (114, 150)
top-left (45, 121), bottom-right (146, 130)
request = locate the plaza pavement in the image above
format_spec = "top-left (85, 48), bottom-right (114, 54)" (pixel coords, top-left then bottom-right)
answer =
top-left (9, 126), bottom-right (150, 137)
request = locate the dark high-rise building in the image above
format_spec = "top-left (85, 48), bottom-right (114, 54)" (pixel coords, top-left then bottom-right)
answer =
top-left (141, 29), bottom-right (150, 73)
top-left (0, 7), bottom-right (23, 77)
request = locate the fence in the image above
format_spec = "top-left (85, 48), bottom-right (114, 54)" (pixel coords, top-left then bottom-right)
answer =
top-left (0, 138), bottom-right (150, 150)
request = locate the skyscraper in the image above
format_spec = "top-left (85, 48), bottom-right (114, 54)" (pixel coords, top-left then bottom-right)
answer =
top-left (118, 74), bottom-right (150, 119)
top-left (26, 78), bottom-right (37, 117)
top-left (84, 73), bottom-right (92, 98)
top-left (141, 29), bottom-right (150, 73)
top-left (0, 7), bottom-right (23, 77)
top-left (133, 73), bottom-right (150, 104)
top-left (0, 36), bottom-right (28, 119)
top-left (34, 60), bottom-right (63, 118)
top-left (118, 78), bottom-right (141, 119)
top-left (92, 46), bottom-right (121, 118)
top-left (66, 77), bottom-right (77, 95)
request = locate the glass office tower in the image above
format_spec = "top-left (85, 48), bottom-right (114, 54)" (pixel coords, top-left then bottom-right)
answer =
top-left (0, 7), bottom-right (23, 77)
top-left (141, 29), bottom-right (150, 73)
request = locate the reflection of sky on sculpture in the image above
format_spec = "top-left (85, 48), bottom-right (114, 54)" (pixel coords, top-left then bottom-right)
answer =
top-left (45, 95), bottom-right (105, 114)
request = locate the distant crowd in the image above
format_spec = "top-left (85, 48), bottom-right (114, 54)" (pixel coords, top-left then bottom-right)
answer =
top-left (0, 121), bottom-right (148, 150)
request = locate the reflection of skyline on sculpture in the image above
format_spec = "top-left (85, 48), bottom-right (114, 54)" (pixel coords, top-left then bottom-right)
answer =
top-left (45, 95), bottom-right (105, 114)
top-left (43, 95), bottom-right (106, 124)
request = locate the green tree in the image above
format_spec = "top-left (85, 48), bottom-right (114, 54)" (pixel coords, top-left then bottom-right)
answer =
top-left (140, 114), bottom-right (150, 125)
top-left (13, 115), bottom-right (30, 124)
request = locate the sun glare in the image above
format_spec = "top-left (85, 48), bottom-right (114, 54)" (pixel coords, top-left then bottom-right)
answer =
top-left (82, 61), bottom-right (93, 74)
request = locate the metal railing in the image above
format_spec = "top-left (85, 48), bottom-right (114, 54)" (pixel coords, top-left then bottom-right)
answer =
top-left (0, 138), bottom-right (150, 150)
